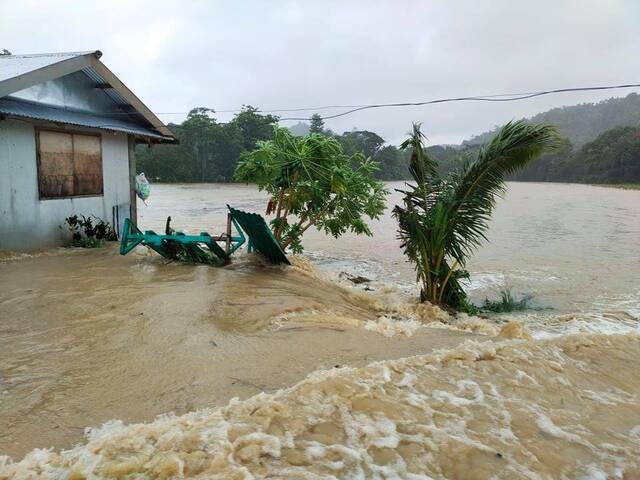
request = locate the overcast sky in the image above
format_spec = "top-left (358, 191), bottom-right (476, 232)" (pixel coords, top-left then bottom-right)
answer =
top-left (2, 0), bottom-right (640, 144)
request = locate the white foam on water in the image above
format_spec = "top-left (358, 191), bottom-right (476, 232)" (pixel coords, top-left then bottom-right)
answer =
top-left (2, 334), bottom-right (639, 479)
top-left (529, 311), bottom-right (640, 340)
top-left (303, 249), bottom-right (640, 343)
top-left (364, 316), bottom-right (423, 337)
top-left (283, 253), bottom-right (640, 345)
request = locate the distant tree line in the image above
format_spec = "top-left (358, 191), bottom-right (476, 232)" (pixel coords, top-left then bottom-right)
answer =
top-left (444, 125), bottom-right (640, 184)
top-left (138, 93), bottom-right (640, 184)
top-left (308, 115), bottom-right (410, 180)
top-left (511, 126), bottom-right (640, 183)
top-left (440, 93), bottom-right (640, 184)
top-left (282, 115), bottom-right (471, 180)
top-left (137, 109), bottom-right (412, 181)
top-left (137, 106), bottom-right (278, 182)
top-left (352, 93), bottom-right (640, 184)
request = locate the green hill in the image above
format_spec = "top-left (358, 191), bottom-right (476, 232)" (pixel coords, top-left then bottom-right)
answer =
top-left (512, 125), bottom-right (640, 184)
top-left (465, 93), bottom-right (640, 147)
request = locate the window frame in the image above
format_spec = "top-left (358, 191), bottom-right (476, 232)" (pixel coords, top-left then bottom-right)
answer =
top-left (35, 127), bottom-right (104, 200)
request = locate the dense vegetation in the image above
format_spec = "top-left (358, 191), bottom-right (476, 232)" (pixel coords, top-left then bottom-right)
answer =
top-left (234, 127), bottom-right (386, 253)
top-left (465, 93), bottom-right (640, 184)
top-left (137, 107), bottom-right (409, 181)
top-left (137, 106), bottom-right (278, 182)
top-left (394, 121), bottom-right (559, 311)
top-left (512, 125), bottom-right (640, 183)
top-left (138, 93), bottom-right (640, 185)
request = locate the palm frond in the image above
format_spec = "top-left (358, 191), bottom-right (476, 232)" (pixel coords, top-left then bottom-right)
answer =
top-left (445, 120), bottom-right (560, 264)
top-left (400, 123), bottom-right (439, 186)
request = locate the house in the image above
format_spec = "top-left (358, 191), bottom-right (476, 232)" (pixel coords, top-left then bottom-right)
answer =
top-left (0, 50), bottom-right (176, 251)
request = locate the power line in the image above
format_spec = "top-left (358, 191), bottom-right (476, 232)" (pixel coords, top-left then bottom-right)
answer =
top-left (100, 104), bottom-right (370, 116)
top-left (91, 82), bottom-right (640, 122)
top-left (279, 83), bottom-right (640, 121)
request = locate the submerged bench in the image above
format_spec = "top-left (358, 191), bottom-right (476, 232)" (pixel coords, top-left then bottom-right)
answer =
top-left (120, 206), bottom-right (289, 266)
top-left (227, 206), bottom-right (290, 265)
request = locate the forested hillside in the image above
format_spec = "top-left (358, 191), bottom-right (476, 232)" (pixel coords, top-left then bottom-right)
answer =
top-left (466, 93), bottom-right (640, 147)
top-left (442, 93), bottom-right (640, 184)
top-left (513, 126), bottom-right (640, 183)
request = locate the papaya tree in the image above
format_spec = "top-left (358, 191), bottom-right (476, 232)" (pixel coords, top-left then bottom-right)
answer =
top-left (235, 127), bottom-right (387, 253)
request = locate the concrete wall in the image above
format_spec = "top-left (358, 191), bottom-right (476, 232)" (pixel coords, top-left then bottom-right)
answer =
top-left (0, 119), bottom-right (131, 251)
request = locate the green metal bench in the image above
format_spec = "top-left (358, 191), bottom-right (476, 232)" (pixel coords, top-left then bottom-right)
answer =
top-left (119, 207), bottom-right (289, 266)
top-left (227, 205), bottom-right (290, 265)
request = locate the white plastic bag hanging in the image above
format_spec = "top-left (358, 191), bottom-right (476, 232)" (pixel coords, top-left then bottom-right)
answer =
top-left (135, 172), bottom-right (151, 205)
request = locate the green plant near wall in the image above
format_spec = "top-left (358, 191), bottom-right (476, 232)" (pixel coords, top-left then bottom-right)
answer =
top-left (235, 127), bottom-right (387, 253)
top-left (64, 215), bottom-right (117, 248)
top-left (393, 120), bottom-right (560, 311)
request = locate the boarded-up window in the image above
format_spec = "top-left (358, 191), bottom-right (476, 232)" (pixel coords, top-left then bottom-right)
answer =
top-left (37, 130), bottom-right (103, 199)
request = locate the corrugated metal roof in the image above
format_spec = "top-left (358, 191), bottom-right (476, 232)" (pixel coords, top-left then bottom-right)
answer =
top-left (0, 51), bottom-right (98, 83)
top-left (0, 96), bottom-right (169, 139)
top-left (0, 50), bottom-right (176, 142)
top-left (80, 66), bottom-right (131, 107)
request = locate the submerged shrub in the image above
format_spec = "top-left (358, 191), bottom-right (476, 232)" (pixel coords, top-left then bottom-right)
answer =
top-left (481, 289), bottom-right (533, 313)
top-left (64, 215), bottom-right (117, 248)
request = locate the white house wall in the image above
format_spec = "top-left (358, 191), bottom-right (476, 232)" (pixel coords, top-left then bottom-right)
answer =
top-left (0, 119), bottom-right (131, 250)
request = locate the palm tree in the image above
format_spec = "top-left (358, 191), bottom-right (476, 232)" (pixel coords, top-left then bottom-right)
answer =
top-left (393, 120), bottom-right (560, 310)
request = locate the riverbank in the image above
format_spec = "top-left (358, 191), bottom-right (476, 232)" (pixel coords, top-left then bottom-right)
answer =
top-left (592, 183), bottom-right (640, 190)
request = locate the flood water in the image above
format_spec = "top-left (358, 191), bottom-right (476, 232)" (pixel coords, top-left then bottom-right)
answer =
top-left (139, 182), bottom-right (640, 334)
top-left (1, 182), bottom-right (640, 478)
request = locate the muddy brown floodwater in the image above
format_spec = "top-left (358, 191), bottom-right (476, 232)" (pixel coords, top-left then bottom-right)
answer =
top-left (0, 247), bottom-right (477, 460)
top-left (1, 181), bottom-right (639, 478)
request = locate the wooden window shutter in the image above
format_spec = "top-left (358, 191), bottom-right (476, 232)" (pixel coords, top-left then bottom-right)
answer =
top-left (73, 134), bottom-right (103, 195)
top-left (37, 130), bottom-right (104, 199)
top-left (38, 130), bottom-right (74, 198)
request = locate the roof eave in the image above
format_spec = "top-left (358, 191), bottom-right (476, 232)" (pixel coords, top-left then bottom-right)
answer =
top-left (86, 56), bottom-right (176, 139)
top-left (0, 50), bottom-right (177, 143)
top-left (140, 135), bottom-right (180, 145)
top-left (0, 51), bottom-right (99, 98)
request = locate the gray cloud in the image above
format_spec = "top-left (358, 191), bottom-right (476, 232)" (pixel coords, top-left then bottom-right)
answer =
top-left (2, 0), bottom-right (639, 144)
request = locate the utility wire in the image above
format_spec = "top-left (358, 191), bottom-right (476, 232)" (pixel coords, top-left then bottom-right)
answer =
top-left (93, 82), bottom-right (640, 120)
top-left (100, 104), bottom-right (370, 115)
top-left (279, 83), bottom-right (640, 121)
